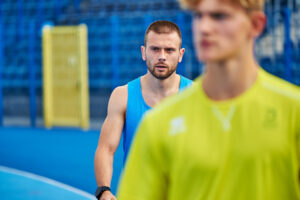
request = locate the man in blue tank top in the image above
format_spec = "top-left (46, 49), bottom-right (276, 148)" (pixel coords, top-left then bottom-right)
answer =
top-left (94, 20), bottom-right (192, 200)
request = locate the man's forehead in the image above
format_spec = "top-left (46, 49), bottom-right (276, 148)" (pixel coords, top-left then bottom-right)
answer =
top-left (147, 32), bottom-right (180, 44)
top-left (194, 0), bottom-right (242, 11)
top-left (147, 39), bottom-right (180, 47)
top-left (147, 42), bottom-right (179, 49)
top-left (195, 7), bottom-right (237, 13)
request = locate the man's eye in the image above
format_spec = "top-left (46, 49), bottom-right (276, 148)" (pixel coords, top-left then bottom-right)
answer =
top-left (166, 48), bottom-right (174, 52)
top-left (193, 12), bottom-right (202, 19)
top-left (152, 47), bottom-right (159, 51)
top-left (211, 13), bottom-right (228, 20)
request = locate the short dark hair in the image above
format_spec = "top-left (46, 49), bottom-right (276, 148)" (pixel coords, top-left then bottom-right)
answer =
top-left (144, 20), bottom-right (182, 47)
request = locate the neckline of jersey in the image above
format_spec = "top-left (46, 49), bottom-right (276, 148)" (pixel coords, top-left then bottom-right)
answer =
top-left (195, 68), bottom-right (263, 108)
top-left (138, 75), bottom-right (184, 109)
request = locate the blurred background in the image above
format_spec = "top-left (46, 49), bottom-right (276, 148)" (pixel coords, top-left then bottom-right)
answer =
top-left (0, 0), bottom-right (299, 127)
top-left (0, 0), bottom-right (299, 198)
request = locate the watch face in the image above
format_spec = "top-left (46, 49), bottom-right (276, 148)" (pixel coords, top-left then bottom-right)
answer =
top-left (95, 187), bottom-right (102, 197)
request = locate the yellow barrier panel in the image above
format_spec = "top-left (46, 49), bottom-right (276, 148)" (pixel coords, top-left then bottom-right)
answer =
top-left (42, 25), bottom-right (89, 129)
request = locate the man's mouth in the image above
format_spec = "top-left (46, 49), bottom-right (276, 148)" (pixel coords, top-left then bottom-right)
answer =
top-left (155, 65), bottom-right (167, 68)
top-left (200, 40), bottom-right (213, 48)
top-left (155, 63), bottom-right (168, 68)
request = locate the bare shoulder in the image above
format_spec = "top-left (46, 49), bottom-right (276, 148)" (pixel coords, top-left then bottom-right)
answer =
top-left (107, 85), bottom-right (128, 114)
top-left (112, 85), bottom-right (128, 96)
top-left (110, 85), bottom-right (128, 104)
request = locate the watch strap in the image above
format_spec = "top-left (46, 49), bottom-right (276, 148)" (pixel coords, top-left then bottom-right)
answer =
top-left (95, 186), bottom-right (111, 199)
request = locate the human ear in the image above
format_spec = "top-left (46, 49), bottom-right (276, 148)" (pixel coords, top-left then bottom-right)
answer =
top-left (250, 11), bottom-right (267, 38)
top-left (178, 48), bottom-right (185, 63)
top-left (141, 46), bottom-right (146, 61)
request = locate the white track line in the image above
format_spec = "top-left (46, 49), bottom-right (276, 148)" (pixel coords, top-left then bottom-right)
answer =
top-left (0, 165), bottom-right (96, 199)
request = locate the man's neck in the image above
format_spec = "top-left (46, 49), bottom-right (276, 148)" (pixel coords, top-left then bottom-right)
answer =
top-left (142, 72), bottom-right (180, 98)
top-left (202, 55), bottom-right (259, 101)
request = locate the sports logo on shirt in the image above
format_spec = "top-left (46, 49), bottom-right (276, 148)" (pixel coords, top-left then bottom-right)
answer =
top-left (263, 108), bottom-right (277, 128)
top-left (169, 117), bottom-right (186, 135)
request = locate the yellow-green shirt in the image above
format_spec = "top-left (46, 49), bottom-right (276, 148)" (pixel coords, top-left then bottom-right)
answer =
top-left (118, 69), bottom-right (300, 200)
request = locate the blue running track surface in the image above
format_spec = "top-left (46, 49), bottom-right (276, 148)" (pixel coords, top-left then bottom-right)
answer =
top-left (0, 127), bottom-right (124, 197)
top-left (0, 165), bottom-right (96, 200)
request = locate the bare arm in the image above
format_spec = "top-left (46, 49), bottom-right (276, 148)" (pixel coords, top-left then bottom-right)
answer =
top-left (94, 85), bottom-right (127, 199)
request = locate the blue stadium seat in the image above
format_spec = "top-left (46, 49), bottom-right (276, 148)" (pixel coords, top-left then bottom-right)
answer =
top-left (0, 0), bottom-right (299, 92)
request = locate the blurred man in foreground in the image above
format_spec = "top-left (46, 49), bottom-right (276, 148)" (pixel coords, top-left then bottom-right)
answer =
top-left (118, 0), bottom-right (300, 199)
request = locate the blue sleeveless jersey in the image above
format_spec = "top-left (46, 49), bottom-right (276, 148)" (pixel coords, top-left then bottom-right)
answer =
top-left (123, 75), bottom-right (192, 161)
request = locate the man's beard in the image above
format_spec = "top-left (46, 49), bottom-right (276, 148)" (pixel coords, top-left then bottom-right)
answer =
top-left (147, 61), bottom-right (177, 80)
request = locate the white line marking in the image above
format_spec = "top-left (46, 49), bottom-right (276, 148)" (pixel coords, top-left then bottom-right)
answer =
top-left (0, 165), bottom-right (96, 199)
top-left (212, 105), bottom-right (236, 131)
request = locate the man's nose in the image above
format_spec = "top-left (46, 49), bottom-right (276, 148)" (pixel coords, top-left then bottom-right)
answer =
top-left (158, 50), bottom-right (166, 62)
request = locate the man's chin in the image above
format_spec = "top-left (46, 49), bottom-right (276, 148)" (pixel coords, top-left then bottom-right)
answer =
top-left (154, 75), bottom-right (169, 80)
top-left (152, 72), bottom-right (171, 80)
top-left (198, 52), bottom-right (231, 63)
top-left (200, 56), bottom-right (224, 63)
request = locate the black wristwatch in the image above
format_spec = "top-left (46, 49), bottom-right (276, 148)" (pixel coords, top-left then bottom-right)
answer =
top-left (95, 186), bottom-right (111, 200)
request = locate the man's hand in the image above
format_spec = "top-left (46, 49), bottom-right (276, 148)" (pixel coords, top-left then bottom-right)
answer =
top-left (100, 190), bottom-right (117, 200)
